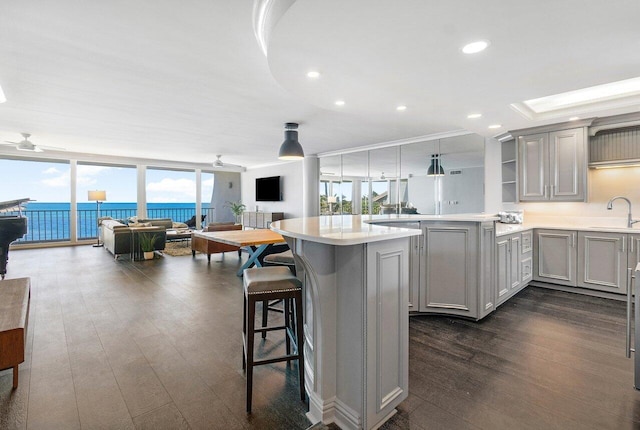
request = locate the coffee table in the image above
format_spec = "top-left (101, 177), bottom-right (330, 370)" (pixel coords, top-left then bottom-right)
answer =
top-left (166, 229), bottom-right (192, 242)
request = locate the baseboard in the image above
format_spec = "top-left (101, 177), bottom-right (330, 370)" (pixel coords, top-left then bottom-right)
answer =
top-left (529, 281), bottom-right (625, 301)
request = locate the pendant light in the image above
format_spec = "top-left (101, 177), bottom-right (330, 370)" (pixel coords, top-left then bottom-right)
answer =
top-left (427, 154), bottom-right (445, 176)
top-left (278, 122), bottom-right (304, 160)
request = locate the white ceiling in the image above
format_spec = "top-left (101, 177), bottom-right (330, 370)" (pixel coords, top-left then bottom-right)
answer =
top-left (0, 1), bottom-right (638, 168)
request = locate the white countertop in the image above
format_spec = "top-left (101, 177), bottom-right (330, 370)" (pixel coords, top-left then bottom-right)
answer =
top-left (270, 216), bottom-right (422, 246)
top-left (495, 220), bottom-right (640, 236)
top-left (273, 213), bottom-right (640, 241)
top-left (364, 214), bottom-right (499, 223)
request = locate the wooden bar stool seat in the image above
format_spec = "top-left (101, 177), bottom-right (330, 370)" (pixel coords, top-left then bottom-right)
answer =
top-left (242, 266), bottom-right (305, 413)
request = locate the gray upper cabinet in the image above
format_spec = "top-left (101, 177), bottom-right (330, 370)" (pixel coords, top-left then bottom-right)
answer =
top-left (519, 133), bottom-right (547, 201)
top-left (517, 127), bottom-right (586, 202)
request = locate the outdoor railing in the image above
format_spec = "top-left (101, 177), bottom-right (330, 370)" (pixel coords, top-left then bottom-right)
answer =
top-left (9, 206), bottom-right (215, 244)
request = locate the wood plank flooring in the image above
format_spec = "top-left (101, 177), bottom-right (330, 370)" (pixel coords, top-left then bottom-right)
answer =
top-left (0, 246), bottom-right (639, 429)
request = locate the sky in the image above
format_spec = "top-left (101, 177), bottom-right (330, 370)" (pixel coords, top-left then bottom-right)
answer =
top-left (0, 159), bottom-right (214, 203)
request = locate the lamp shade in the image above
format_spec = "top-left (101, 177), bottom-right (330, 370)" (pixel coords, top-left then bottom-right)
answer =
top-left (88, 190), bottom-right (106, 201)
top-left (278, 123), bottom-right (304, 160)
top-left (427, 155), bottom-right (445, 176)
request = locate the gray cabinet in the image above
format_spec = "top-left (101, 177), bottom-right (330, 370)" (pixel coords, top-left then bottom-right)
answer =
top-left (521, 230), bottom-right (533, 283)
top-left (534, 229), bottom-right (577, 286)
top-left (496, 230), bottom-right (532, 306)
top-left (375, 221), bottom-right (421, 310)
top-left (578, 231), bottom-right (638, 294)
top-left (518, 127), bottom-right (586, 202)
top-left (242, 211), bottom-right (284, 229)
top-left (419, 221), bottom-right (494, 320)
top-left (496, 233), bottom-right (521, 305)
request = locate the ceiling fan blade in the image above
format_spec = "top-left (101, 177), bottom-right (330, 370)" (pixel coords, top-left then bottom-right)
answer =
top-left (38, 145), bottom-right (66, 151)
top-left (3, 140), bottom-right (20, 144)
top-left (33, 146), bottom-right (44, 153)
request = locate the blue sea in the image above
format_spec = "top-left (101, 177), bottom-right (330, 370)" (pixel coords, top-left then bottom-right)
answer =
top-left (14, 202), bottom-right (212, 243)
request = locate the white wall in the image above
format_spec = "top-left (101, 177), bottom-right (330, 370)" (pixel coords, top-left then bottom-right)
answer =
top-left (211, 171), bottom-right (241, 223)
top-left (484, 137), bottom-right (503, 214)
top-left (241, 161), bottom-right (304, 218)
top-left (502, 166), bottom-right (640, 225)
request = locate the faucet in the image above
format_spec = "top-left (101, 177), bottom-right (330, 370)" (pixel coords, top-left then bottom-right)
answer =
top-left (607, 196), bottom-right (640, 228)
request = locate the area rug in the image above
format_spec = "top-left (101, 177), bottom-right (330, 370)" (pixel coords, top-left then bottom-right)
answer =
top-left (163, 241), bottom-right (192, 256)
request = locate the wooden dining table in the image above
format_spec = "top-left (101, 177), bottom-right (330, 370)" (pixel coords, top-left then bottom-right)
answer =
top-left (192, 229), bottom-right (288, 276)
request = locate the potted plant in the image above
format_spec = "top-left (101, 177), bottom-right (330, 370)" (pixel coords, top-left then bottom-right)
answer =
top-left (138, 232), bottom-right (157, 260)
top-left (225, 201), bottom-right (246, 225)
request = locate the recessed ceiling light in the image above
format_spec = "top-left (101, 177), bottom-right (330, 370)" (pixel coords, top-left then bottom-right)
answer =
top-left (488, 124), bottom-right (502, 129)
top-left (467, 113), bottom-right (482, 119)
top-left (335, 100), bottom-right (345, 106)
top-left (569, 116), bottom-right (580, 121)
top-left (396, 105), bottom-right (407, 111)
top-left (307, 71), bottom-right (320, 79)
top-left (0, 84), bottom-right (5, 103)
top-left (462, 40), bottom-right (489, 54)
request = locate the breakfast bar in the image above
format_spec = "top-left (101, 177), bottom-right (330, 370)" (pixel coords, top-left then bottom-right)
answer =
top-left (270, 216), bottom-right (422, 430)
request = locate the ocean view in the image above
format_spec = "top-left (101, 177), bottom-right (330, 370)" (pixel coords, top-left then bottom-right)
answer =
top-left (13, 202), bottom-right (212, 243)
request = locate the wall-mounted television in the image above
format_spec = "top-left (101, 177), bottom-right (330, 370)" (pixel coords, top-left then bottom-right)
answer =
top-left (255, 176), bottom-right (282, 201)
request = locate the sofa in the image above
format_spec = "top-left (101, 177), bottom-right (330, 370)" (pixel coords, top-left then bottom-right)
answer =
top-left (99, 218), bottom-right (168, 259)
top-left (191, 222), bottom-right (242, 262)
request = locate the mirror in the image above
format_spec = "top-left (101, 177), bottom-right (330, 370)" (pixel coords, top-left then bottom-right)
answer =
top-left (401, 140), bottom-right (440, 215)
top-left (319, 155), bottom-right (341, 214)
top-left (369, 147), bottom-right (399, 214)
top-left (439, 134), bottom-right (485, 214)
top-left (340, 151), bottom-right (369, 214)
top-left (318, 133), bottom-right (485, 216)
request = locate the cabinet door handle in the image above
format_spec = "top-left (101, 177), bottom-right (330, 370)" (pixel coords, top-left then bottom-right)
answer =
top-left (550, 184), bottom-right (554, 198)
top-left (632, 238), bottom-right (635, 254)
top-left (627, 268), bottom-right (634, 358)
top-left (544, 185), bottom-right (549, 198)
top-left (570, 234), bottom-right (575, 248)
top-left (623, 237), bottom-right (627, 253)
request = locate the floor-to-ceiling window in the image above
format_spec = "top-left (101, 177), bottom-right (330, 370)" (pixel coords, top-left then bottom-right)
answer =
top-left (77, 162), bottom-right (136, 240)
top-left (146, 167), bottom-right (212, 224)
top-left (201, 171), bottom-right (215, 224)
top-left (1, 155), bottom-right (228, 246)
top-left (0, 158), bottom-right (71, 242)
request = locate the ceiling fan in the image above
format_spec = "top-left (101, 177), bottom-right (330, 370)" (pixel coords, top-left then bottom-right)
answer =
top-left (213, 154), bottom-right (243, 169)
top-left (1, 133), bottom-right (65, 152)
top-left (379, 172), bottom-right (398, 180)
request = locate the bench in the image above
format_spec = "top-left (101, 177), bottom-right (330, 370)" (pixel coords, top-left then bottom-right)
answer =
top-left (0, 277), bottom-right (30, 389)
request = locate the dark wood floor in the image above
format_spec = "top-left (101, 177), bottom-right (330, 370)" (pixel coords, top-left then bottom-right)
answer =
top-left (1, 246), bottom-right (639, 429)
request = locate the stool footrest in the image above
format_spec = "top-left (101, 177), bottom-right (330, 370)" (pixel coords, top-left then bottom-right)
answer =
top-left (253, 354), bottom-right (302, 367)
top-left (254, 325), bottom-right (287, 333)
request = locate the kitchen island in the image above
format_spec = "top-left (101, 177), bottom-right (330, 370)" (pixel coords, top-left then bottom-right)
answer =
top-left (270, 216), bottom-right (421, 430)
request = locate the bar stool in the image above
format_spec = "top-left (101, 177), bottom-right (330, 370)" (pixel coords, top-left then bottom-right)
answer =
top-left (260, 250), bottom-right (297, 338)
top-left (242, 266), bottom-right (305, 413)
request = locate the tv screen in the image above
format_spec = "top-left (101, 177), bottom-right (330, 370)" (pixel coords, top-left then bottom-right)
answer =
top-left (255, 176), bottom-right (282, 201)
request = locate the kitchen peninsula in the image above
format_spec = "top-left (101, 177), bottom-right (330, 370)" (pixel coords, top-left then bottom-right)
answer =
top-left (270, 216), bottom-right (421, 430)
top-left (273, 213), bottom-right (640, 429)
